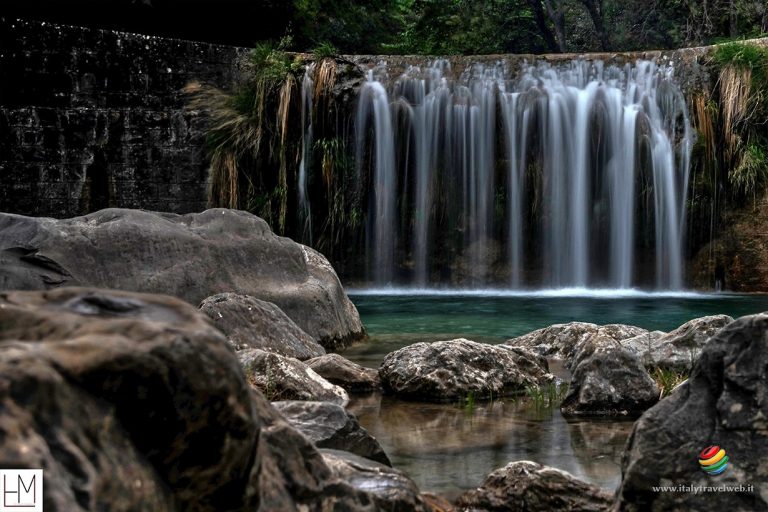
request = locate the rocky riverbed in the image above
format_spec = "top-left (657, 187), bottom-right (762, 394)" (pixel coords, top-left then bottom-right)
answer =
top-left (0, 209), bottom-right (766, 511)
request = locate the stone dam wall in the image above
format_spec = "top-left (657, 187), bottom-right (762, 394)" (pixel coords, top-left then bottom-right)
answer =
top-left (0, 17), bottom-right (248, 217)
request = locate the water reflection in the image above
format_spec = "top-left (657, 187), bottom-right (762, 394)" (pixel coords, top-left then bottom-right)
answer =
top-left (348, 393), bottom-right (634, 500)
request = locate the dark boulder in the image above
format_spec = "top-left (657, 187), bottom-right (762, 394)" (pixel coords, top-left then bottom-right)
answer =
top-left (238, 349), bottom-right (349, 406)
top-left (320, 449), bottom-right (430, 512)
top-left (0, 208), bottom-right (365, 349)
top-left (456, 461), bottom-right (612, 512)
top-left (379, 339), bottom-right (554, 402)
top-left (199, 292), bottom-right (325, 360)
top-left (614, 313), bottom-right (768, 511)
top-left (0, 287), bottom-right (257, 511)
top-left (306, 353), bottom-right (381, 392)
top-left (561, 335), bottom-right (659, 417)
top-left (272, 400), bottom-right (391, 466)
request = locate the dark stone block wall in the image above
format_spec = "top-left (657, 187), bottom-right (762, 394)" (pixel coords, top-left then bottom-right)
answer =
top-left (0, 17), bottom-right (248, 217)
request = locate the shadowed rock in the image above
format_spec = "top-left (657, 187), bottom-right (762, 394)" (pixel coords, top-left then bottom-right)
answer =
top-left (456, 461), bottom-right (612, 511)
top-left (199, 292), bottom-right (325, 360)
top-left (306, 353), bottom-right (381, 392)
top-left (239, 349), bottom-right (349, 406)
top-left (272, 401), bottom-right (391, 466)
top-left (0, 208), bottom-right (365, 349)
top-left (614, 313), bottom-right (768, 511)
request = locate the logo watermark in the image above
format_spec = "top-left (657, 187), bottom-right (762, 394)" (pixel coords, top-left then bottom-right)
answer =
top-left (699, 445), bottom-right (729, 476)
top-left (0, 470), bottom-right (43, 512)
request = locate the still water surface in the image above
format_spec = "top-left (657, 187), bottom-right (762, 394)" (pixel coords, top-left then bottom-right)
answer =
top-left (342, 291), bottom-right (768, 498)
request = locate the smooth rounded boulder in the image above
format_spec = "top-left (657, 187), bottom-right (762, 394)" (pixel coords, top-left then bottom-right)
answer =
top-left (306, 353), bottom-right (381, 392)
top-left (272, 401), bottom-right (391, 465)
top-left (379, 339), bottom-right (554, 402)
top-left (199, 292), bottom-right (325, 359)
top-left (0, 208), bottom-right (365, 349)
top-left (614, 313), bottom-right (768, 511)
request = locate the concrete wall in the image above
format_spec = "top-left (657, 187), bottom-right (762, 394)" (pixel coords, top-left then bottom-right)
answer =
top-left (0, 17), bottom-right (248, 217)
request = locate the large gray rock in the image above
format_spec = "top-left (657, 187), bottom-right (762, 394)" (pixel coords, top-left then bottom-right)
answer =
top-left (614, 314), bottom-right (768, 511)
top-left (505, 322), bottom-right (648, 366)
top-left (561, 335), bottom-right (660, 417)
top-left (199, 293), bottom-right (325, 360)
top-left (306, 353), bottom-right (381, 392)
top-left (272, 401), bottom-right (391, 466)
top-left (239, 349), bottom-right (349, 406)
top-left (379, 339), bottom-right (554, 402)
top-left (623, 315), bottom-right (734, 372)
top-left (0, 287), bottom-right (406, 511)
top-left (320, 449), bottom-right (430, 512)
top-left (0, 208), bottom-right (365, 349)
top-left (456, 461), bottom-right (612, 512)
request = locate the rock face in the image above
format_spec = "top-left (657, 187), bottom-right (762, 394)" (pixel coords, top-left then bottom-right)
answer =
top-left (379, 339), bottom-right (553, 402)
top-left (272, 401), bottom-right (391, 466)
top-left (0, 208), bottom-right (365, 349)
top-left (561, 336), bottom-right (660, 417)
top-left (456, 461), bottom-right (612, 512)
top-left (199, 293), bottom-right (325, 359)
top-left (0, 287), bottom-right (259, 511)
top-left (624, 315), bottom-right (734, 371)
top-left (505, 322), bottom-right (648, 364)
top-left (615, 313), bottom-right (768, 511)
top-left (306, 353), bottom-right (381, 392)
top-left (320, 449), bottom-right (430, 512)
top-left (239, 349), bottom-right (349, 406)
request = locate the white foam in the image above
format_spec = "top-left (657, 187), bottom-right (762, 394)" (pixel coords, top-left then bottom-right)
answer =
top-left (346, 287), bottom-right (724, 299)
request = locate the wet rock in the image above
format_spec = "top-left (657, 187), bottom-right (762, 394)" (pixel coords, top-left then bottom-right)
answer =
top-left (624, 315), bottom-right (734, 371)
top-left (561, 335), bottom-right (659, 417)
top-left (379, 339), bottom-right (554, 402)
top-left (239, 349), bottom-right (349, 406)
top-left (619, 330), bottom-right (666, 364)
top-left (505, 322), bottom-right (648, 365)
top-left (306, 353), bottom-right (381, 392)
top-left (199, 293), bottom-right (325, 360)
top-left (272, 400), bottom-right (391, 466)
top-left (456, 461), bottom-right (612, 512)
top-left (320, 449), bottom-right (430, 512)
top-left (614, 313), bottom-right (768, 511)
top-left (0, 208), bottom-right (365, 349)
top-left (0, 287), bottom-right (258, 511)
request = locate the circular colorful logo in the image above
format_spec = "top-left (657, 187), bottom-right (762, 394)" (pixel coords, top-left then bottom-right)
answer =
top-left (699, 445), bottom-right (729, 475)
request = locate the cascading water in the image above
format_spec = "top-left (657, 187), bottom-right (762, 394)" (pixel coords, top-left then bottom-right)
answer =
top-left (352, 58), bottom-right (692, 290)
top-left (298, 65), bottom-right (314, 244)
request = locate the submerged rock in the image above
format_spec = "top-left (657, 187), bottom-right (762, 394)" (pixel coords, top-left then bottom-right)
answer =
top-left (0, 208), bottom-right (365, 349)
top-left (614, 313), bottom-right (768, 511)
top-left (272, 401), bottom-right (391, 466)
top-left (623, 315), bottom-right (734, 371)
top-left (320, 449), bottom-right (430, 512)
top-left (199, 292), bottom-right (325, 360)
top-left (379, 339), bottom-right (554, 402)
top-left (505, 322), bottom-right (648, 365)
top-left (456, 460), bottom-right (612, 512)
top-left (239, 349), bottom-right (349, 406)
top-left (306, 353), bottom-right (381, 392)
top-left (561, 335), bottom-right (659, 417)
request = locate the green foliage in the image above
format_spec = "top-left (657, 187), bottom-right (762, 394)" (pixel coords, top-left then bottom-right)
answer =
top-left (730, 143), bottom-right (768, 202)
top-left (650, 367), bottom-right (688, 399)
top-left (525, 382), bottom-right (568, 409)
top-left (713, 41), bottom-right (768, 81)
top-left (312, 41), bottom-right (339, 60)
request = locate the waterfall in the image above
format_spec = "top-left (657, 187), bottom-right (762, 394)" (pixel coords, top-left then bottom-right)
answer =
top-left (353, 58), bottom-right (692, 290)
top-left (298, 66), bottom-right (314, 244)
